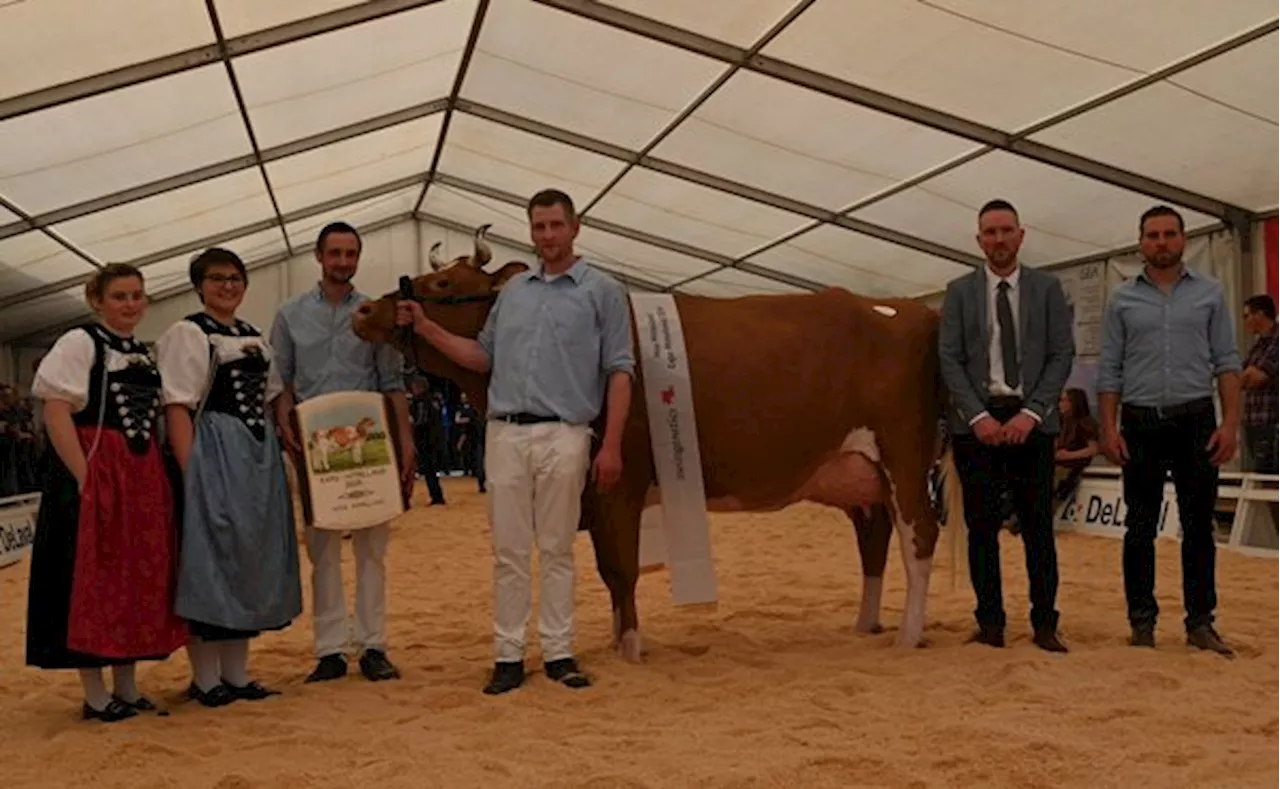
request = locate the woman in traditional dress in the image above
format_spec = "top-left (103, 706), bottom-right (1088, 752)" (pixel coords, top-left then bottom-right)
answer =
top-left (25, 264), bottom-right (188, 723)
top-left (155, 247), bottom-right (302, 708)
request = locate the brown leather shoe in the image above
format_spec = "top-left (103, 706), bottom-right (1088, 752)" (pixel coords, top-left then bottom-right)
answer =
top-left (1130, 625), bottom-right (1155, 648)
top-left (1033, 629), bottom-right (1068, 653)
top-left (1187, 626), bottom-right (1234, 658)
top-left (967, 626), bottom-right (1005, 648)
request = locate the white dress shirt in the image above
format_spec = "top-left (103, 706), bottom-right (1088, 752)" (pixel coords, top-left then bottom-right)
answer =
top-left (970, 263), bottom-right (1041, 426)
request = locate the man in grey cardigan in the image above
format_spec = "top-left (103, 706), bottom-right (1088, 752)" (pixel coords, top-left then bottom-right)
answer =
top-left (939, 199), bottom-right (1075, 653)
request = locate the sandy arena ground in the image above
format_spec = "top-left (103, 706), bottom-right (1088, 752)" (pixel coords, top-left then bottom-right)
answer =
top-left (1, 477), bottom-right (1276, 789)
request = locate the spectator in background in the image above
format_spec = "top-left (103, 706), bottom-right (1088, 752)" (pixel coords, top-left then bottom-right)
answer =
top-left (1053, 387), bottom-right (1099, 502)
top-left (1241, 294), bottom-right (1277, 473)
top-left (410, 377), bottom-right (446, 505)
top-left (0, 384), bottom-right (18, 497)
top-left (455, 392), bottom-right (485, 492)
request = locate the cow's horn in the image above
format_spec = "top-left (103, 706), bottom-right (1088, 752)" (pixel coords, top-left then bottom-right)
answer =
top-left (428, 241), bottom-right (444, 271)
top-left (473, 223), bottom-right (493, 267)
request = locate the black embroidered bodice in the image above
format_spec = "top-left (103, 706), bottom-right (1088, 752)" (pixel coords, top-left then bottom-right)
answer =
top-left (74, 323), bottom-right (161, 455)
top-left (186, 313), bottom-right (269, 442)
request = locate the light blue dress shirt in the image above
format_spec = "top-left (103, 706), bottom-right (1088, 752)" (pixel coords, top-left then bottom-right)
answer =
top-left (268, 285), bottom-right (405, 403)
top-left (477, 259), bottom-right (635, 425)
top-left (1096, 266), bottom-right (1241, 408)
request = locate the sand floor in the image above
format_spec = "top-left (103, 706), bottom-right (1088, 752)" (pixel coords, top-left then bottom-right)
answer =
top-left (1, 477), bottom-right (1276, 789)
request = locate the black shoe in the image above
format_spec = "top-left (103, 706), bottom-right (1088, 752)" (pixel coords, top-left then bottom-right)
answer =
top-left (305, 654), bottom-right (348, 683)
top-left (1130, 625), bottom-right (1155, 648)
top-left (1033, 629), bottom-right (1068, 653)
top-left (187, 682), bottom-right (236, 708)
top-left (359, 649), bottom-right (401, 681)
top-left (114, 694), bottom-right (168, 716)
top-left (482, 661), bottom-right (525, 695)
top-left (82, 698), bottom-right (138, 722)
top-left (1187, 625), bottom-right (1234, 657)
top-left (968, 626), bottom-right (1005, 648)
top-left (223, 679), bottom-right (282, 700)
top-left (544, 658), bottom-right (591, 689)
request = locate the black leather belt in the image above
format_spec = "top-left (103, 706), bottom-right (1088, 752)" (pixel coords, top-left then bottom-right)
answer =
top-left (492, 412), bottom-right (561, 425)
top-left (986, 396), bottom-right (1024, 410)
top-left (1121, 397), bottom-right (1214, 423)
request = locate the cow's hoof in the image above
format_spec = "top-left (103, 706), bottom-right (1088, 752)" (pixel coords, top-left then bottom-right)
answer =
top-left (854, 621), bottom-right (885, 635)
top-left (617, 629), bottom-right (643, 663)
top-left (893, 635), bottom-right (926, 649)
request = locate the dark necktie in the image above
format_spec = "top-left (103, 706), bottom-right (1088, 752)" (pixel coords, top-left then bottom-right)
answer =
top-left (997, 280), bottom-right (1019, 388)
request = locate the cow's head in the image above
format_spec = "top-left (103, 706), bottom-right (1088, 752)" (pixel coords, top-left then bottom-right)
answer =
top-left (351, 223), bottom-right (526, 362)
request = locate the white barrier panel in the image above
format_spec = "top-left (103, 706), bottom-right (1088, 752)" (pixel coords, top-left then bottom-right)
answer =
top-left (1054, 476), bottom-right (1181, 539)
top-left (0, 493), bottom-right (41, 570)
top-left (629, 292), bottom-right (718, 606)
top-left (1054, 468), bottom-right (1278, 557)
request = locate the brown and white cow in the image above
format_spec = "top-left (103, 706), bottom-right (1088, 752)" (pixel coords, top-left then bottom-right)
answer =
top-left (352, 225), bottom-right (964, 660)
top-left (309, 416), bottom-right (377, 472)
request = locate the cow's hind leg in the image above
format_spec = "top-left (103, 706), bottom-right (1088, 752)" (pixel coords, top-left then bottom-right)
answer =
top-left (849, 504), bottom-right (892, 634)
top-left (880, 447), bottom-right (939, 649)
top-left (584, 476), bottom-right (648, 663)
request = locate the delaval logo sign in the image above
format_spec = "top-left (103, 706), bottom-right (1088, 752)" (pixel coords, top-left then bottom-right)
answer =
top-left (0, 511), bottom-right (35, 569)
top-left (1057, 486), bottom-right (1174, 531)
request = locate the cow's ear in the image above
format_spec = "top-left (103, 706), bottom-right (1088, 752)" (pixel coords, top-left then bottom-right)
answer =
top-left (490, 262), bottom-right (527, 292)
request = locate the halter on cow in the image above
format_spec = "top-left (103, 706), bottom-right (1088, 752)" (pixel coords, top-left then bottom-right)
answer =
top-left (352, 224), bottom-right (966, 664)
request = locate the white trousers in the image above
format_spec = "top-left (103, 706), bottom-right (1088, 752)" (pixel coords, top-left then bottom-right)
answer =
top-left (486, 420), bottom-right (592, 664)
top-left (304, 521), bottom-right (390, 659)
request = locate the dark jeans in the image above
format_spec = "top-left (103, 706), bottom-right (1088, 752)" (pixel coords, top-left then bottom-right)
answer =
top-left (1244, 425), bottom-right (1278, 474)
top-left (1120, 398), bottom-right (1219, 631)
top-left (414, 425), bottom-right (446, 504)
top-left (953, 410), bottom-right (1060, 633)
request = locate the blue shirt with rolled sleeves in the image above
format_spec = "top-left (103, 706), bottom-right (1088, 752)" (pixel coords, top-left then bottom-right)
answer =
top-left (267, 285), bottom-right (406, 404)
top-left (477, 259), bottom-right (635, 425)
top-left (1096, 267), bottom-right (1242, 408)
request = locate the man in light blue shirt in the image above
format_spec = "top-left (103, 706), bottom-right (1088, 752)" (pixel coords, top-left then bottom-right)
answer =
top-left (269, 221), bottom-right (415, 684)
top-left (395, 189), bottom-right (635, 695)
top-left (1096, 205), bottom-right (1241, 657)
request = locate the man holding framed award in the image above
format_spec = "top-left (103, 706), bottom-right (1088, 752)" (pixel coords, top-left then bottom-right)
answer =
top-left (268, 221), bottom-right (416, 684)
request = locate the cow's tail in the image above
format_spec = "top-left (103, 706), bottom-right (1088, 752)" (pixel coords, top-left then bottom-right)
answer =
top-left (937, 444), bottom-right (968, 591)
top-left (932, 349), bottom-right (968, 591)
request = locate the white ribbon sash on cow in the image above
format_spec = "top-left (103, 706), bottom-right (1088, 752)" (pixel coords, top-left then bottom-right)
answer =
top-left (293, 390), bottom-right (406, 531)
top-left (628, 293), bottom-right (718, 607)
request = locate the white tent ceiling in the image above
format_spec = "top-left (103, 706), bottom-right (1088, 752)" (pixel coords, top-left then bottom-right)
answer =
top-left (0, 0), bottom-right (1276, 343)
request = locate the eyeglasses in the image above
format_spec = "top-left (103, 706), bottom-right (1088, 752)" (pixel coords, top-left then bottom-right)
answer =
top-left (205, 274), bottom-right (245, 285)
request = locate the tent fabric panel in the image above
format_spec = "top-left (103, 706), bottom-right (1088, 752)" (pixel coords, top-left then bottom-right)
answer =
top-left (231, 2), bottom-right (471, 147)
top-left (650, 69), bottom-right (978, 212)
top-left (0, 231), bottom-right (99, 300)
top-left (588, 167), bottom-right (814, 259)
top-left (0, 286), bottom-right (90, 341)
top-left (438, 114), bottom-right (631, 208)
top-left (744, 224), bottom-right (975, 298)
top-left (1031, 33), bottom-right (1280, 211)
top-left (265, 115), bottom-right (443, 215)
top-left (213, 0), bottom-right (369, 37)
top-left (461, 0), bottom-right (726, 150)
top-left (282, 188), bottom-right (422, 251)
top-left (597, 0), bottom-right (799, 47)
top-left (0, 65), bottom-right (249, 216)
top-left (680, 266), bottom-right (809, 298)
top-left (48, 169), bottom-right (275, 263)
top-left (572, 226), bottom-right (719, 286)
top-left (0, 0), bottom-right (213, 101)
top-left (851, 149), bottom-right (1223, 266)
